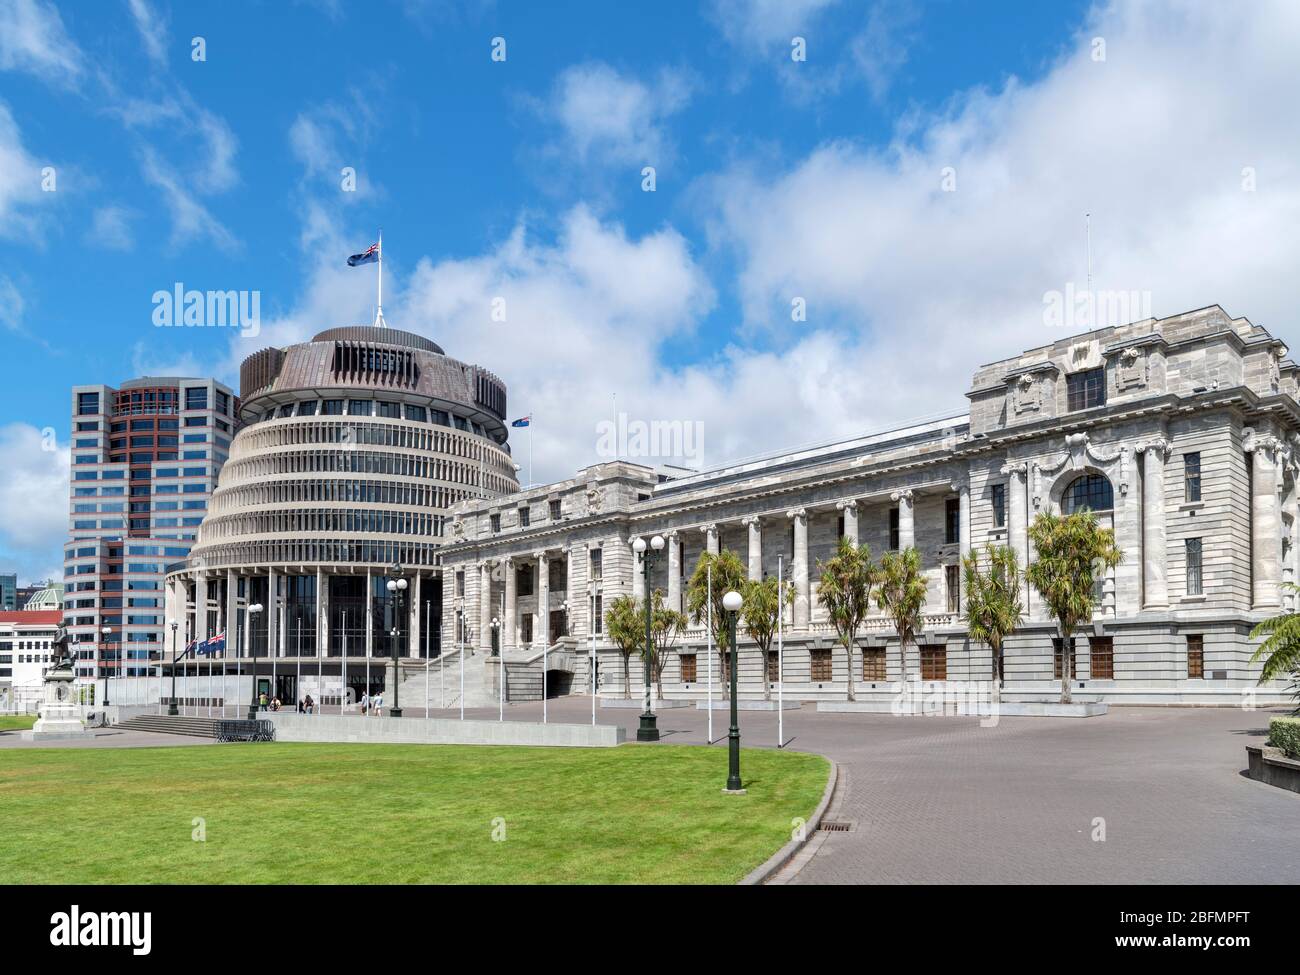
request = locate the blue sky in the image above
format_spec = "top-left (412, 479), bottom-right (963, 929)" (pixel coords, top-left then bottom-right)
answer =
top-left (2, 0), bottom-right (1299, 582)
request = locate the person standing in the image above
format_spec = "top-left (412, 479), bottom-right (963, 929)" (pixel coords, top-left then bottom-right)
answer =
top-left (360, 690), bottom-right (370, 715)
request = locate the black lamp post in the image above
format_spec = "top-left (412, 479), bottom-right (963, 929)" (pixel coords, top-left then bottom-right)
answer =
top-left (632, 534), bottom-right (665, 742)
top-left (167, 620), bottom-right (180, 716)
top-left (244, 602), bottom-right (264, 720)
top-left (722, 589), bottom-right (745, 793)
top-left (386, 562), bottom-right (407, 717)
top-left (100, 625), bottom-right (112, 705)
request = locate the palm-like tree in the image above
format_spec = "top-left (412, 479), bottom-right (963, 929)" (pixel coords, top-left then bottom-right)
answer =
top-left (1025, 509), bottom-right (1122, 704)
top-left (686, 550), bottom-right (747, 698)
top-left (604, 594), bottom-right (643, 699)
top-left (1250, 582), bottom-right (1300, 712)
top-left (815, 538), bottom-right (878, 700)
top-left (962, 543), bottom-right (1023, 692)
top-left (741, 575), bottom-right (794, 699)
top-left (876, 547), bottom-right (928, 681)
top-left (645, 588), bottom-right (689, 698)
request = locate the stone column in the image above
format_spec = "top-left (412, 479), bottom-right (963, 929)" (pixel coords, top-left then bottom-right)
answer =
top-left (410, 572), bottom-right (422, 658)
top-left (742, 516), bottom-right (762, 580)
top-left (667, 531), bottom-right (682, 611)
top-left (503, 556), bottom-right (517, 651)
top-left (891, 489), bottom-right (915, 550)
top-left (538, 552), bottom-right (550, 647)
top-left (316, 567), bottom-right (328, 657)
top-left (788, 508), bottom-right (809, 629)
top-left (837, 499), bottom-right (858, 544)
top-left (1247, 433), bottom-right (1283, 608)
top-left (195, 573), bottom-right (210, 643)
top-left (225, 569), bottom-right (237, 661)
top-left (1001, 462), bottom-right (1028, 568)
top-left (704, 523), bottom-right (719, 556)
top-left (1140, 438), bottom-right (1170, 608)
top-left (631, 540), bottom-right (646, 602)
top-left (479, 561), bottom-right (493, 653)
top-left (363, 568), bottom-right (371, 661)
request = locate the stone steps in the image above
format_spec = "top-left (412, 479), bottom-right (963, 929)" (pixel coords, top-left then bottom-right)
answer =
top-left (115, 714), bottom-right (223, 738)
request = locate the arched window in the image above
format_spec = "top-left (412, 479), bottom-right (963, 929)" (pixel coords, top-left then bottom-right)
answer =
top-left (1062, 473), bottom-right (1114, 514)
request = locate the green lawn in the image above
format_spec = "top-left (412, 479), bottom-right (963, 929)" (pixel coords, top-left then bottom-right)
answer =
top-left (0, 715), bottom-right (35, 732)
top-left (0, 743), bottom-right (828, 884)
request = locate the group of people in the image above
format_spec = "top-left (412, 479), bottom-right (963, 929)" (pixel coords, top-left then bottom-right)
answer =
top-left (358, 690), bottom-right (384, 716)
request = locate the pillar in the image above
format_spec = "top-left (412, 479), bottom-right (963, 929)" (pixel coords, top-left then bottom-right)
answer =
top-left (225, 569), bottom-right (237, 660)
top-left (1248, 433), bottom-right (1283, 608)
top-left (742, 517), bottom-right (762, 580)
top-left (538, 552), bottom-right (550, 647)
top-left (667, 530), bottom-right (682, 611)
top-left (1140, 438), bottom-right (1169, 608)
top-left (704, 523), bottom-right (719, 556)
top-left (788, 508), bottom-right (809, 629)
top-left (479, 561), bottom-right (493, 653)
top-left (892, 489), bottom-right (915, 550)
top-left (503, 556), bottom-right (517, 650)
top-left (316, 567), bottom-right (328, 656)
top-left (1001, 462), bottom-right (1028, 568)
top-left (837, 499), bottom-right (858, 544)
top-left (363, 568), bottom-right (372, 661)
top-left (195, 573), bottom-right (210, 643)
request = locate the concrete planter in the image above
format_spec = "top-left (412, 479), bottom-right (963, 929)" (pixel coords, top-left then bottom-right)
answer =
top-left (817, 700), bottom-right (1107, 717)
top-left (697, 699), bottom-right (803, 711)
top-left (1245, 744), bottom-right (1300, 794)
top-left (600, 698), bottom-right (693, 709)
top-left (265, 712), bottom-right (625, 748)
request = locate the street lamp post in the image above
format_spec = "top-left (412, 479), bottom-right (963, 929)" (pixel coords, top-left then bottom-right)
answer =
top-left (100, 625), bottom-right (112, 705)
top-left (245, 603), bottom-right (264, 720)
top-left (167, 620), bottom-right (180, 716)
top-left (385, 563), bottom-right (408, 717)
top-left (722, 589), bottom-right (745, 793)
top-left (632, 534), bottom-right (665, 742)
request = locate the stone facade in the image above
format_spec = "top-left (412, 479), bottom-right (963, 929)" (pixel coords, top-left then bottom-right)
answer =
top-left (438, 306), bottom-right (1299, 706)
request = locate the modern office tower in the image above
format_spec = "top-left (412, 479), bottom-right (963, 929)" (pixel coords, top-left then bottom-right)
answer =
top-left (65, 377), bottom-right (237, 689)
top-left (0, 574), bottom-right (15, 612)
top-left (163, 326), bottom-right (518, 704)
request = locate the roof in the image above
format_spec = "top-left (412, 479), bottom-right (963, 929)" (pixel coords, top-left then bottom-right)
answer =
top-left (0, 610), bottom-right (62, 625)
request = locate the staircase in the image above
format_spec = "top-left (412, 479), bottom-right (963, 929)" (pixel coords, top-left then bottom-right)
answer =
top-left (397, 648), bottom-right (496, 710)
top-left (115, 714), bottom-right (223, 739)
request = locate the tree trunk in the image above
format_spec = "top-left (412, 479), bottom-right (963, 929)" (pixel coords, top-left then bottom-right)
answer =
top-left (762, 646), bottom-right (771, 700)
top-left (1059, 634), bottom-right (1073, 705)
top-left (992, 639), bottom-right (1003, 703)
top-left (621, 652), bottom-right (630, 699)
top-left (719, 646), bottom-right (730, 700)
top-left (846, 639), bottom-right (855, 702)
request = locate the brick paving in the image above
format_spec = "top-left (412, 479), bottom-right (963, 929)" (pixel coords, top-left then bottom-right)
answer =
top-left (506, 698), bottom-right (1300, 884)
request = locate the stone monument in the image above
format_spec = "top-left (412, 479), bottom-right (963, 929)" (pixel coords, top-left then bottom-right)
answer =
top-left (21, 627), bottom-right (93, 741)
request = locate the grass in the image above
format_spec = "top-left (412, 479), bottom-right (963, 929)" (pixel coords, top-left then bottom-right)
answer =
top-left (0, 742), bottom-right (828, 884)
top-left (0, 715), bottom-right (35, 732)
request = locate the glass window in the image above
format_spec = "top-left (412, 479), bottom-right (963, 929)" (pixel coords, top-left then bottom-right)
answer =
top-left (889, 507), bottom-right (900, 549)
top-left (1184, 452), bottom-right (1201, 503)
top-left (1185, 538), bottom-right (1203, 595)
top-left (184, 387), bottom-right (208, 411)
top-left (322, 400), bottom-right (344, 416)
top-left (1089, 637), bottom-right (1114, 679)
top-left (991, 482), bottom-right (1006, 527)
top-left (945, 497), bottom-right (960, 544)
top-left (1187, 634), bottom-right (1204, 678)
top-left (1062, 474), bottom-right (1113, 513)
top-left (1066, 368), bottom-right (1106, 411)
top-left (348, 400), bottom-right (372, 416)
top-left (77, 392), bottom-right (100, 415)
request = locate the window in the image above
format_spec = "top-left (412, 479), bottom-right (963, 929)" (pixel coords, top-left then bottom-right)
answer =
top-left (920, 645), bottom-right (947, 680)
top-left (549, 499), bottom-right (561, 520)
top-left (1089, 636), bottom-right (1114, 679)
top-left (766, 650), bottom-right (779, 682)
top-left (594, 594), bottom-right (603, 634)
top-left (520, 616), bottom-right (532, 645)
top-left (404, 404), bottom-right (427, 422)
top-left (589, 548), bottom-right (603, 581)
top-left (810, 647), bottom-right (832, 682)
top-left (1062, 473), bottom-right (1113, 514)
top-left (943, 497), bottom-right (960, 544)
top-left (1053, 639), bottom-right (1076, 680)
top-left (518, 506), bottom-right (530, 528)
top-left (681, 655), bottom-right (697, 684)
top-left (184, 387), bottom-right (208, 411)
top-left (1187, 634), bottom-right (1204, 678)
top-left (348, 400), bottom-right (372, 416)
top-left (77, 392), bottom-right (100, 415)
top-left (991, 483), bottom-right (1006, 527)
top-left (321, 399), bottom-right (344, 416)
top-left (517, 564), bottom-right (534, 597)
top-left (1185, 538), bottom-right (1203, 595)
top-left (945, 564), bottom-right (960, 614)
top-left (1066, 367), bottom-right (1106, 411)
top-left (490, 513), bottom-right (501, 533)
top-left (455, 571), bottom-right (465, 597)
top-left (889, 507), bottom-right (900, 550)
top-left (862, 647), bottom-right (886, 682)
top-left (1183, 452), bottom-right (1201, 503)
top-left (376, 401), bottom-right (401, 418)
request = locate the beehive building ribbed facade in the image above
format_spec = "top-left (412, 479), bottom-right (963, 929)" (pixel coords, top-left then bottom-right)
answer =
top-left (163, 326), bottom-right (518, 701)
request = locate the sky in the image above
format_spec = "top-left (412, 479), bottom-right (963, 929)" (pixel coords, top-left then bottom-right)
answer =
top-left (1, 0), bottom-right (1299, 584)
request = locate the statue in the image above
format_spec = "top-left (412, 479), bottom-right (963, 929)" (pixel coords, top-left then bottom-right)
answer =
top-left (21, 627), bottom-right (93, 741)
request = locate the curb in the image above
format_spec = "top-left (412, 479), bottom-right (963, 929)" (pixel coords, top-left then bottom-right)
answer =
top-left (738, 757), bottom-right (839, 886)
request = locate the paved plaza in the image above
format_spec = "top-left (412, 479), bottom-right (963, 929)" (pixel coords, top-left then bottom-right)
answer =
top-left (4, 700), bottom-right (1295, 883)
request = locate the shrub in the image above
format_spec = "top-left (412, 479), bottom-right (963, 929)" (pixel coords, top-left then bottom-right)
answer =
top-left (1267, 716), bottom-right (1300, 759)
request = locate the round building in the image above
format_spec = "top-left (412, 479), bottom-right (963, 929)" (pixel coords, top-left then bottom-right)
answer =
top-left (164, 326), bottom-right (518, 703)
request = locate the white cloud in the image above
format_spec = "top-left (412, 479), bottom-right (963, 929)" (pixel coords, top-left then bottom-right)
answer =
top-left (0, 422), bottom-right (69, 584)
top-left (704, 0), bottom-right (1300, 444)
top-left (0, 274), bottom-right (24, 331)
top-left (0, 101), bottom-right (45, 241)
top-left (138, 147), bottom-right (238, 252)
top-left (545, 62), bottom-right (691, 167)
top-left (0, 0), bottom-right (83, 87)
top-left (708, 0), bottom-right (840, 51)
top-left (86, 204), bottom-right (135, 250)
top-left (125, 0), bottom-right (168, 68)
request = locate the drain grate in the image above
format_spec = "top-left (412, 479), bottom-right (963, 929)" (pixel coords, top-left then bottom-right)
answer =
top-left (818, 820), bottom-right (852, 832)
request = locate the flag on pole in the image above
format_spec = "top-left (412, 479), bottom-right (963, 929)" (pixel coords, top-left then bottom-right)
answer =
top-left (347, 243), bottom-right (379, 266)
top-left (511, 415), bottom-right (531, 428)
top-left (197, 632), bottom-right (226, 656)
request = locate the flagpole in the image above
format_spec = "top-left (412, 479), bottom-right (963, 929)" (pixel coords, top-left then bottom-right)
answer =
top-left (317, 607), bottom-right (323, 717)
top-left (342, 610), bottom-right (347, 713)
top-left (529, 415), bottom-right (534, 488)
top-left (375, 229), bottom-right (385, 328)
top-left (590, 591), bottom-right (596, 727)
top-left (707, 562), bottom-right (713, 745)
top-left (425, 601), bottom-right (430, 719)
top-left (778, 554), bottom-right (784, 749)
